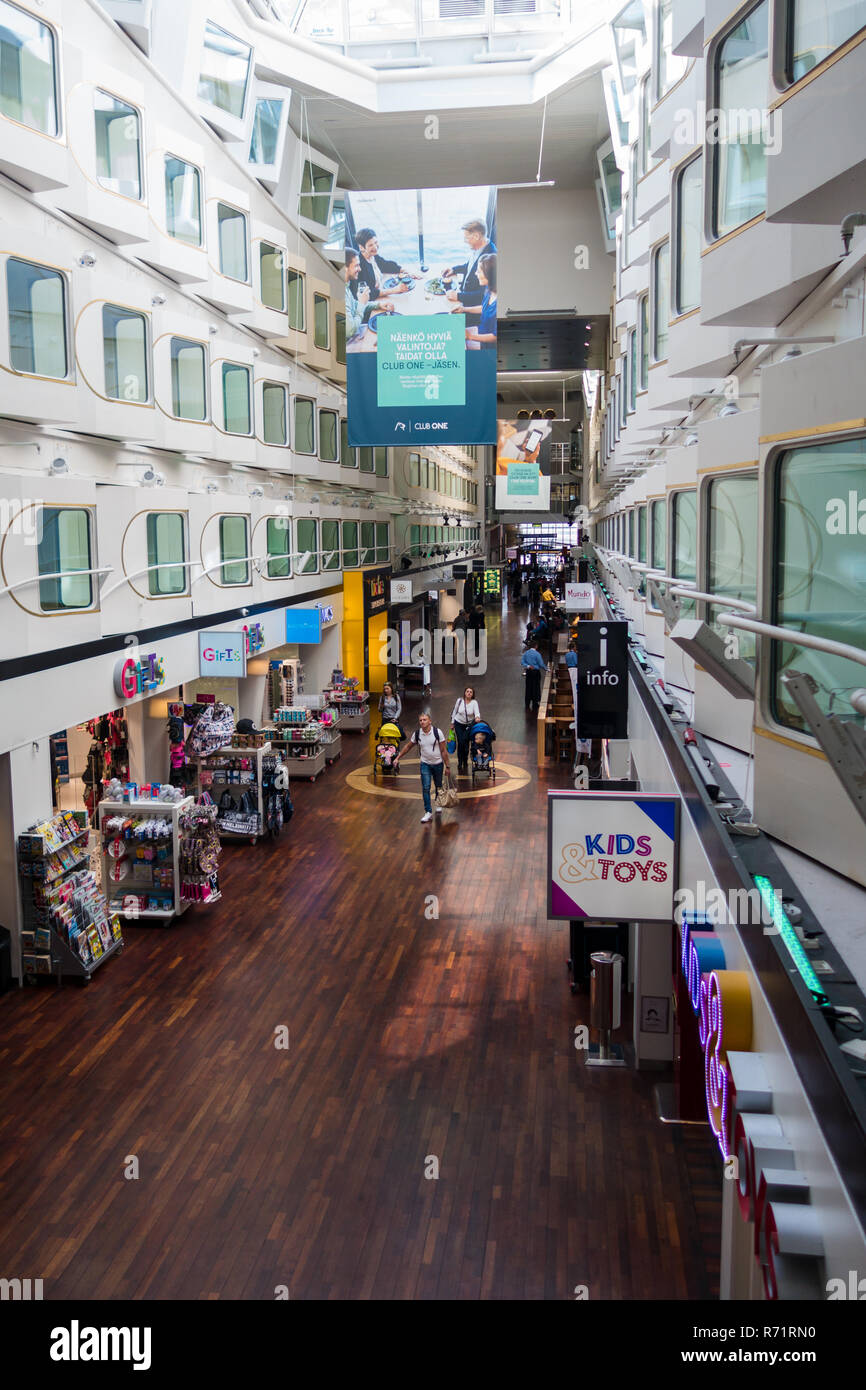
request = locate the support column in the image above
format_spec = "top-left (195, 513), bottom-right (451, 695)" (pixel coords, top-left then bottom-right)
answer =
top-left (0, 740), bottom-right (53, 983)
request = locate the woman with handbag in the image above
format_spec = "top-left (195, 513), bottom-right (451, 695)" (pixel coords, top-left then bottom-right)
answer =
top-left (393, 713), bottom-right (452, 823)
top-left (450, 685), bottom-right (481, 776)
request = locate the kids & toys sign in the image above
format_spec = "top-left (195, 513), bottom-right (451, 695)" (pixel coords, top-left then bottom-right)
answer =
top-left (547, 791), bottom-right (679, 923)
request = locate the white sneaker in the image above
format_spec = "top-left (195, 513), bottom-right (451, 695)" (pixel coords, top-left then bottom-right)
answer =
top-left (434, 806), bottom-right (443, 814)
top-left (421, 812), bottom-right (432, 823)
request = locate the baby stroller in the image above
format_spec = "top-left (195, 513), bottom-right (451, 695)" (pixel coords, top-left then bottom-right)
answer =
top-left (374, 722), bottom-right (403, 778)
top-left (468, 720), bottom-right (496, 784)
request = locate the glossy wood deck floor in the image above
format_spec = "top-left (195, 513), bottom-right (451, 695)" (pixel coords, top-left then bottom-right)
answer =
top-left (0, 600), bottom-right (720, 1300)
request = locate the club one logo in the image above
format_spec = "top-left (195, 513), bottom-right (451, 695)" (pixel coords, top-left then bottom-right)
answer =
top-left (586, 626), bottom-right (619, 685)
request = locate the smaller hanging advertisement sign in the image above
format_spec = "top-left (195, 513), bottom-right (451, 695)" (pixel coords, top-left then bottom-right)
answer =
top-left (564, 583), bottom-right (595, 612)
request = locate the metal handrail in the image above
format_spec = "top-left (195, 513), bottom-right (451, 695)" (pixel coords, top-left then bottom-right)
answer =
top-left (646, 571), bottom-right (697, 587)
top-left (717, 614), bottom-right (866, 669)
top-left (101, 558), bottom-right (198, 602)
top-left (669, 586), bottom-right (757, 614)
top-left (190, 554), bottom-right (271, 586)
top-left (0, 565), bottom-right (113, 599)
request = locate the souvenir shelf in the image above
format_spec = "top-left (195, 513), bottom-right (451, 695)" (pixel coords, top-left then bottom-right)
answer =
top-left (18, 810), bottom-right (124, 982)
top-left (99, 797), bottom-right (194, 924)
top-left (323, 680), bottom-right (369, 733)
top-left (265, 711), bottom-right (340, 780)
top-left (191, 744), bottom-right (272, 842)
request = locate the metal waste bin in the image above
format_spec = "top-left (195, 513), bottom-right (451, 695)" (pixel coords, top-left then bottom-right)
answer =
top-left (590, 951), bottom-right (623, 1060)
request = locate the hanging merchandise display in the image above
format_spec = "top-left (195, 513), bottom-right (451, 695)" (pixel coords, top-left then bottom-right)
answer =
top-left (261, 754), bottom-right (294, 838)
top-left (166, 704), bottom-right (196, 790)
top-left (82, 710), bottom-right (130, 816)
top-left (17, 811), bottom-right (123, 981)
top-left (178, 803), bottom-right (222, 903)
top-left (185, 701), bottom-right (236, 756)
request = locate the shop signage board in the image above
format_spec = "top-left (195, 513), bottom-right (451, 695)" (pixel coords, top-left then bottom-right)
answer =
top-left (344, 184), bottom-right (496, 446)
top-left (285, 608), bottom-right (322, 644)
top-left (198, 632), bottom-right (247, 677)
top-left (365, 571), bottom-right (389, 615)
top-left (390, 578), bottom-right (413, 603)
top-left (547, 791), bottom-right (679, 923)
top-left (243, 622), bottom-right (265, 656)
top-left (318, 604), bottom-right (335, 625)
top-left (575, 621), bottom-right (629, 739)
top-left (564, 582), bottom-right (595, 612)
top-left (114, 651), bottom-right (166, 700)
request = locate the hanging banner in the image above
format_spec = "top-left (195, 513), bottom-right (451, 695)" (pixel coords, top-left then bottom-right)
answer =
top-left (344, 185), bottom-right (497, 446)
top-left (547, 791), bottom-right (680, 922)
top-left (494, 418), bottom-right (552, 510)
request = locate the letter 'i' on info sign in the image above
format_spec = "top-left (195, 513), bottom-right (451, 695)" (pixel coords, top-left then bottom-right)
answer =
top-left (575, 621), bottom-right (629, 740)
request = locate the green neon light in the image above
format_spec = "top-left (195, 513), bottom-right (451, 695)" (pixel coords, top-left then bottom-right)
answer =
top-left (753, 875), bottom-right (828, 1005)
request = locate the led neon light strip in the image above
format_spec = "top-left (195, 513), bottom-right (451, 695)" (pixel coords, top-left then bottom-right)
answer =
top-left (753, 875), bottom-right (828, 1005)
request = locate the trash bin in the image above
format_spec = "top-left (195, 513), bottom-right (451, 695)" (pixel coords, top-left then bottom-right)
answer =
top-left (590, 951), bottom-right (623, 1059)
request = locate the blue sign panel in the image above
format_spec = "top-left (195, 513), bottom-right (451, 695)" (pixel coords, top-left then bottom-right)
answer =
top-left (285, 607), bottom-right (322, 644)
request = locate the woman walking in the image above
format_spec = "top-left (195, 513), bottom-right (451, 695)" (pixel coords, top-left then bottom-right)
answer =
top-left (393, 713), bottom-right (452, 823)
top-left (450, 685), bottom-right (481, 776)
top-left (378, 681), bottom-right (404, 735)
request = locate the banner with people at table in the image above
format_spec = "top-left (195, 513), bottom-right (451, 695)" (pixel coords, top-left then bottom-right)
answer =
top-left (494, 418), bottom-right (552, 511)
top-left (344, 185), bottom-right (497, 446)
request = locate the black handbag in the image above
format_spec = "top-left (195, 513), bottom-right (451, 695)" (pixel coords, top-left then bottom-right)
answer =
top-left (218, 790), bottom-right (234, 812)
top-left (239, 789), bottom-right (257, 815)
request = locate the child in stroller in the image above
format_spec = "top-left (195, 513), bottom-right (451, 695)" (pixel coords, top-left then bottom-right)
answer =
top-left (374, 722), bottom-right (403, 777)
top-left (468, 720), bottom-right (496, 783)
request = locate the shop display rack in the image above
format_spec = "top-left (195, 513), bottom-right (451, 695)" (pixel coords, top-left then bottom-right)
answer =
top-left (99, 797), bottom-right (194, 924)
top-left (265, 712), bottom-right (341, 780)
top-left (191, 744), bottom-right (272, 842)
top-left (323, 680), bottom-right (370, 733)
top-left (17, 810), bottom-right (123, 983)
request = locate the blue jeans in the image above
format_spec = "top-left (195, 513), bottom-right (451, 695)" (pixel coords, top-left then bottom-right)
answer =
top-left (419, 760), bottom-right (444, 813)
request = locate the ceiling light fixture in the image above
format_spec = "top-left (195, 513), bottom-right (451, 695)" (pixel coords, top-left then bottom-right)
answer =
top-left (496, 180), bottom-right (556, 190)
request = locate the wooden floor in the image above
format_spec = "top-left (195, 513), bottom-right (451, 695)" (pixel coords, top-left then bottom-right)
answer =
top-left (0, 599), bottom-right (720, 1300)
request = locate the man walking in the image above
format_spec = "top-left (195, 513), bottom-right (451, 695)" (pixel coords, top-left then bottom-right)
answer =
top-left (521, 640), bottom-right (547, 714)
top-left (393, 713), bottom-right (452, 823)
